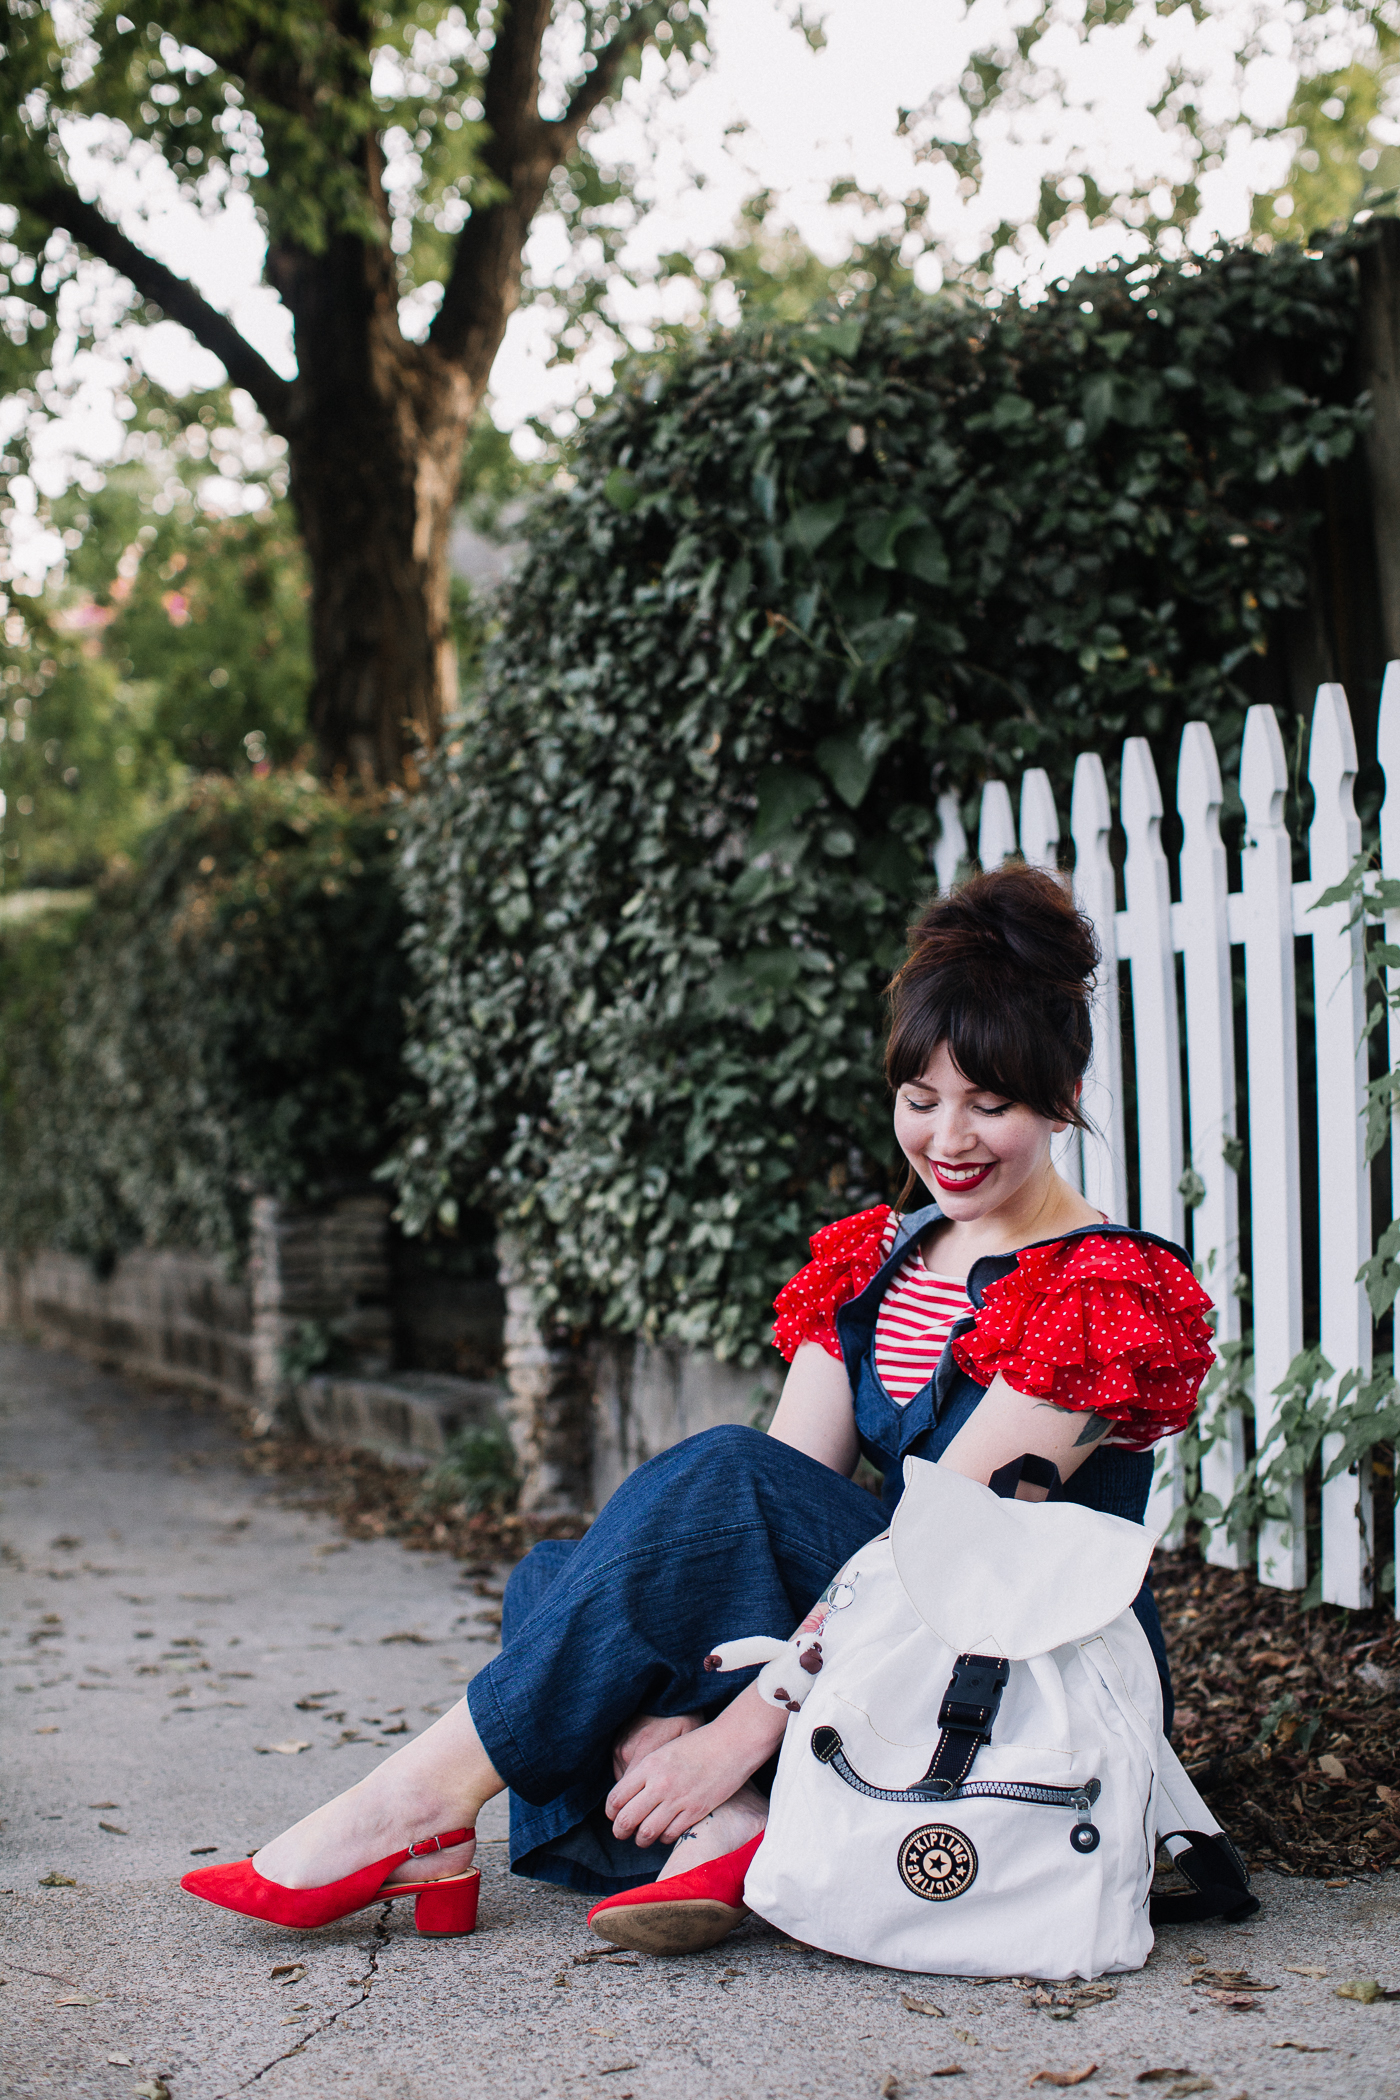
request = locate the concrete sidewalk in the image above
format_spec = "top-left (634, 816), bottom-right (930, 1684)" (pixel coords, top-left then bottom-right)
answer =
top-left (2, 1337), bottom-right (1397, 2100)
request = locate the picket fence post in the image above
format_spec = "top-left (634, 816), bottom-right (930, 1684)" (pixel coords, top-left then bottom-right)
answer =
top-left (1378, 663), bottom-right (1400, 1619)
top-left (1070, 754), bottom-right (1129, 1226)
top-left (934, 790), bottom-right (967, 895)
top-left (1307, 686), bottom-right (1374, 1608)
top-left (1018, 770), bottom-right (1084, 1189)
top-left (1019, 769), bottom-right (1060, 872)
top-left (979, 780), bottom-right (1018, 868)
top-left (1119, 737), bottom-right (1186, 1532)
top-left (1239, 704), bottom-right (1308, 1589)
top-left (1176, 722), bottom-right (1243, 1570)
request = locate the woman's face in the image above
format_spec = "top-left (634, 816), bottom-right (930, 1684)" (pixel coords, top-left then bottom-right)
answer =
top-left (892, 1039), bottom-right (1066, 1219)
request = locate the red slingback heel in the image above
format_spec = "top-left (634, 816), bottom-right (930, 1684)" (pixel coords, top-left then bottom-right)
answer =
top-left (181, 1828), bottom-right (479, 1936)
top-left (586, 1832), bottom-right (764, 1955)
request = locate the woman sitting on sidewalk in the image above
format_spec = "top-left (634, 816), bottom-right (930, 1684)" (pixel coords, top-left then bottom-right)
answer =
top-left (182, 864), bottom-right (1213, 1946)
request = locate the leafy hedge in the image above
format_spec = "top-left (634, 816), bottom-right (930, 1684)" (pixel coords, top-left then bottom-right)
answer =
top-left (390, 242), bottom-right (1368, 1362)
top-left (2, 774), bottom-right (410, 1268)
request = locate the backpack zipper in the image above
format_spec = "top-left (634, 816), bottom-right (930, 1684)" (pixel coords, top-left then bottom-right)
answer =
top-left (811, 1725), bottom-right (1103, 1850)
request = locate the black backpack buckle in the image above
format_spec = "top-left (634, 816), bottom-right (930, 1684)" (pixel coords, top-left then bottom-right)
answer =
top-left (937, 1654), bottom-right (1011, 1739)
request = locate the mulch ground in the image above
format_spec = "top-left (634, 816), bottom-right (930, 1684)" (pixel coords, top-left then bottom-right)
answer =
top-left (1151, 1548), bottom-right (1398, 1882)
top-left (241, 1428), bottom-right (1398, 1883)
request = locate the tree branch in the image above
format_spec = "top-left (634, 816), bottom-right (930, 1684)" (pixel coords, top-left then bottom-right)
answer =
top-left (429, 0), bottom-right (661, 374)
top-left (28, 176), bottom-right (296, 430)
top-left (546, 2), bottom-right (664, 160)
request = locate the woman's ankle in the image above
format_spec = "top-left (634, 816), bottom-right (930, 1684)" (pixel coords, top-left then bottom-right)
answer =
top-left (655, 1783), bottom-right (767, 1881)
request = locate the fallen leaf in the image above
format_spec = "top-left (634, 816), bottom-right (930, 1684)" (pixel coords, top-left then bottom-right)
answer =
top-left (606, 1954), bottom-right (639, 1967)
top-left (552, 1971), bottom-right (569, 1987)
top-left (1324, 1878), bottom-right (1349, 1889)
top-left (34, 1726), bottom-right (59, 1734)
top-left (929, 2072), bottom-right (965, 2083)
top-left (1164, 2083), bottom-right (1213, 2097)
top-left (1136, 2076), bottom-right (1191, 2086)
top-left (88, 1802), bottom-right (119, 1810)
top-left (257, 1740), bottom-right (311, 1756)
top-left (1185, 1970), bottom-right (1271, 1991)
top-left (1029, 2070), bottom-right (1098, 2088)
top-left (598, 2064), bottom-right (639, 2077)
top-left (98, 1822), bottom-right (128, 1835)
top-left (379, 1631), bottom-right (431, 1644)
top-left (37, 1871), bottom-right (76, 1888)
top-left (107, 2055), bottom-right (133, 2067)
top-left (133, 2082), bottom-right (170, 2100)
top-left (189, 1846), bottom-right (218, 1856)
top-left (1283, 1966), bottom-right (1326, 1979)
top-left (900, 1992), bottom-right (946, 2016)
top-left (54, 1994), bottom-right (98, 2007)
top-left (954, 2031), bottom-right (981, 2046)
top-left (879, 2079), bottom-right (900, 2099)
top-left (1204, 1992), bottom-right (1256, 2010)
top-left (1335, 1978), bottom-right (1383, 2003)
top-left (271, 1963), bottom-right (306, 1983)
top-left (1272, 2041), bottom-right (1330, 2052)
top-left (1378, 1785), bottom-right (1398, 1808)
top-left (1317, 1754), bottom-right (1347, 1781)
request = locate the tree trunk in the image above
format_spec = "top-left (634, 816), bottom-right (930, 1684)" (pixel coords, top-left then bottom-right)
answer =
top-left (271, 237), bottom-right (478, 784)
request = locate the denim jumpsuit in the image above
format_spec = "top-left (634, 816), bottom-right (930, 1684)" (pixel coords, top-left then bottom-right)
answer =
top-left (467, 1205), bottom-right (1178, 1897)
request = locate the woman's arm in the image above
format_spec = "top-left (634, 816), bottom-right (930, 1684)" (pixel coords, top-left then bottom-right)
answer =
top-left (937, 1372), bottom-right (1112, 1497)
top-left (764, 1340), bottom-right (860, 1476)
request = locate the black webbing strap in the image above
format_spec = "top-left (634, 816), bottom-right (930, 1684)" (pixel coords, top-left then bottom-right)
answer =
top-left (916, 1653), bottom-right (1011, 1794)
top-left (1149, 1831), bottom-right (1261, 1925)
top-left (988, 1453), bottom-right (1063, 1500)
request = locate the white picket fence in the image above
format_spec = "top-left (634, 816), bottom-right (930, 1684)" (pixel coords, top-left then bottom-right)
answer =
top-left (934, 672), bottom-right (1400, 1618)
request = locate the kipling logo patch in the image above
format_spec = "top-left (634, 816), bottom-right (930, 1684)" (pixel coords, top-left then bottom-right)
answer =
top-left (897, 1823), bottom-right (978, 1901)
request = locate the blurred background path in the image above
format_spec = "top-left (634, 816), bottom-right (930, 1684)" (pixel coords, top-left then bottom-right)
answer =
top-left (2, 1340), bottom-right (1396, 2100)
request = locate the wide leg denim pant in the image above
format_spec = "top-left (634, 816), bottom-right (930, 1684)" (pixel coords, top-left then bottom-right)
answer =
top-left (466, 1424), bottom-right (1173, 1899)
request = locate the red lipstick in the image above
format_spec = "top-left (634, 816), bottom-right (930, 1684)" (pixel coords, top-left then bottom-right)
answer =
top-left (929, 1160), bottom-right (995, 1193)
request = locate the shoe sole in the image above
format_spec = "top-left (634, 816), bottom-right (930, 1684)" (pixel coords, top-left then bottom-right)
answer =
top-left (588, 1897), bottom-right (748, 1955)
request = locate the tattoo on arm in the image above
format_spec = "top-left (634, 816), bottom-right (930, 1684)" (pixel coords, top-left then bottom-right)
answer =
top-left (1032, 1403), bottom-right (1113, 1448)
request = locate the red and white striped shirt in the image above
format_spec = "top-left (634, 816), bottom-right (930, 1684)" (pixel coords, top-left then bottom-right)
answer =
top-left (872, 1225), bottom-right (970, 1406)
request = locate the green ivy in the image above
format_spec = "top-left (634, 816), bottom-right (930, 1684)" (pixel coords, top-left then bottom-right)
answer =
top-left (2, 772), bottom-right (410, 1268)
top-left (391, 241), bottom-right (1369, 1361)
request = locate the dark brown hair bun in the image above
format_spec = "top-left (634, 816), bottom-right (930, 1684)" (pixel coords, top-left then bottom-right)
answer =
top-left (884, 863), bottom-right (1099, 1128)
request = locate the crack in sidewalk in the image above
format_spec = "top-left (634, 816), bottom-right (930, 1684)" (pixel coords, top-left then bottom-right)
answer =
top-left (212, 1907), bottom-right (392, 2098)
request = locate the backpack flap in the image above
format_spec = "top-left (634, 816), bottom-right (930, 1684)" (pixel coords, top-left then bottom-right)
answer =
top-left (890, 1460), bottom-right (1158, 1660)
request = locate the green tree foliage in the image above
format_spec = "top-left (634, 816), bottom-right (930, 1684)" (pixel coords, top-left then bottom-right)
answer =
top-left (1, 773), bottom-right (408, 1265)
top-left (1253, 34), bottom-right (1400, 241)
top-left (1, 384), bottom-right (310, 884)
top-left (389, 244), bottom-right (1366, 1361)
top-left (897, 0), bottom-right (1400, 283)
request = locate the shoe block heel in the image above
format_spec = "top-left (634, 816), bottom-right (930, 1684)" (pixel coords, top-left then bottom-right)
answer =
top-left (413, 1869), bottom-right (480, 1937)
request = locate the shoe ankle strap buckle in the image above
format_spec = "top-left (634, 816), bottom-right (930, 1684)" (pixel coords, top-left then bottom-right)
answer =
top-left (408, 1828), bottom-right (472, 1859)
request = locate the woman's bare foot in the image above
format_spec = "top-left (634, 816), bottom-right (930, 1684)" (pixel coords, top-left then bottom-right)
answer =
top-left (656, 1781), bottom-right (767, 1879)
top-left (249, 1697), bottom-right (502, 1890)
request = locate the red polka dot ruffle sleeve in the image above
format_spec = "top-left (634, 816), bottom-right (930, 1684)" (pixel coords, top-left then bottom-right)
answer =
top-left (772, 1204), bottom-right (893, 1364)
top-left (950, 1232), bottom-right (1215, 1450)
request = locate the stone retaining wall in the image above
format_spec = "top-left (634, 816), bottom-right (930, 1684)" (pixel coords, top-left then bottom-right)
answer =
top-left (3, 1245), bottom-right (256, 1408)
top-left (2, 1211), bottom-right (770, 1511)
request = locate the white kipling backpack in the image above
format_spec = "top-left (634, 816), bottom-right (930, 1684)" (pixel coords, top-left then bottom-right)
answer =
top-left (707, 1461), bottom-right (1257, 1980)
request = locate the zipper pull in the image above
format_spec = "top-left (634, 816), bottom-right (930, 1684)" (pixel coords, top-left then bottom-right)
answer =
top-left (1070, 1792), bottom-right (1101, 1854)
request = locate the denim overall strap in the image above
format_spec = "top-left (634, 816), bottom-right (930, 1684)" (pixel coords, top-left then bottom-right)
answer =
top-left (833, 1200), bottom-right (944, 1391)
